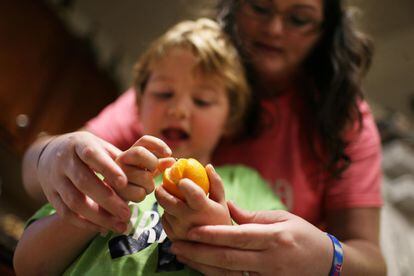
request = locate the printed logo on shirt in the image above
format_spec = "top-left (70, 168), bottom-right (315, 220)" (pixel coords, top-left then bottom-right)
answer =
top-left (272, 178), bottom-right (293, 210)
top-left (108, 202), bottom-right (183, 272)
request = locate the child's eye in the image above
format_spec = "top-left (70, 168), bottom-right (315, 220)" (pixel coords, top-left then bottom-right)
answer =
top-left (193, 98), bottom-right (213, 107)
top-left (152, 91), bottom-right (173, 100)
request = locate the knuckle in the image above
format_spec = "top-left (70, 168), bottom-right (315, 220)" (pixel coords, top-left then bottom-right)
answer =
top-left (271, 229), bottom-right (295, 248)
top-left (219, 250), bottom-right (237, 268)
top-left (73, 171), bottom-right (89, 186)
top-left (236, 230), bottom-right (255, 248)
top-left (101, 189), bottom-right (117, 205)
top-left (80, 146), bottom-right (95, 161)
top-left (141, 173), bottom-right (155, 193)
top-left (64, 193), bottom-right (80, 210)
top-left (278, 231), bottom-right (295, 247)
top-left (57, 204), bottom-right (71, 219)
top-left (101, 183), bottom-right (116, 198)
top-left (133, 146), bottom-right (146, 156)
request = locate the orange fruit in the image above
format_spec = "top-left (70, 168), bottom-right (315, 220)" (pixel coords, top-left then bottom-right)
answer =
top-left (162, 158), bottom-right (210, 200)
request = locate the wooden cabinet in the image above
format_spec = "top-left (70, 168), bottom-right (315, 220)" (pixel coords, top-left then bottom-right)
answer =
top-left (0, 1), bottom-right (121, 265)
top-left (0, 0), bottom-right (119, 155)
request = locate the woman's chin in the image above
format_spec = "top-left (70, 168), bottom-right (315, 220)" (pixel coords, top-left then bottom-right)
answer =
top-left (252, 60), bottom-right (287, 80)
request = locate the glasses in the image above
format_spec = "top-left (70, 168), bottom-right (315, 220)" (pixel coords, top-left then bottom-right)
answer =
top-left (240, 0), bottom-right (323, 35)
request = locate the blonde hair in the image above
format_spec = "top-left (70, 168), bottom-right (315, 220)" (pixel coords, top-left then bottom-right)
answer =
top-left (132, 18), bottom-right (250, 137)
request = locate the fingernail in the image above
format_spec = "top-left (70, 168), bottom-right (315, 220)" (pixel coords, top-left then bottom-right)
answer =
top-left (209, 164), bottom-right (215, 172)
top-left (164, 147), bottom-right (172, 156)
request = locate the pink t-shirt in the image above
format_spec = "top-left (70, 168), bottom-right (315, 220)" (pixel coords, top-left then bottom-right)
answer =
top-left (86, 88), bottom-right (383, 226)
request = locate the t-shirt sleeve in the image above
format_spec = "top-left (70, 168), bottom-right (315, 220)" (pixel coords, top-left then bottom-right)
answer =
top-left (25, 203), bottom-right (56, 228)
top-left (324, 101), bottom-right (383, 210)
top-left (85, 88), bottom-right (143, 151)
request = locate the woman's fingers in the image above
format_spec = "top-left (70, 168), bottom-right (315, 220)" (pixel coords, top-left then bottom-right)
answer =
top-left (186, 223), bottom-right (278, 250)
top-left (65, 156), bottom-right (131, 222)
top-left (171, 240), bottom-right (261, 272)
top-left (75, 138), bottom-right (127, 189)
top-left (177, 255), bottom-right (256, 276)
top-left (54, 178), bottom-right (127, 233)
top-left (49, 193), bottom-right (104, 233)
top-left (228, 201), bottom-right (291, 225)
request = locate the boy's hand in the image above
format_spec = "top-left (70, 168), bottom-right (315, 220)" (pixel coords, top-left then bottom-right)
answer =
top-left (115, 135), bottom-right (174, 203)
top-left (155, 165), bottom-right (232, 241)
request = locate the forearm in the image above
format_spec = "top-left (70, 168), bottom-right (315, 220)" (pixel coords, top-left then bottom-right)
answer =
top-left (14, 214), bottom-right (97, 275)
top-left (341, 239), bottom-right (386, 276)
top-left (22, 135), bottom-right (54, 203)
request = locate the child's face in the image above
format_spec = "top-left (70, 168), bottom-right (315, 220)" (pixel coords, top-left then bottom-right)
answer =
top-left (139, 48), bottom-right (230, 165)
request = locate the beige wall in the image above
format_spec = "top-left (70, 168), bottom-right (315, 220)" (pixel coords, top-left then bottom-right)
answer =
top-left (350, 0), bottom-right (414, 119)
top-left (69, 0), bottom-right (414, 118)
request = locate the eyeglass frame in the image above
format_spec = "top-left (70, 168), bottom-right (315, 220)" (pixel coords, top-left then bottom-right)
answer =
top-left (237, 0), bottom-right (324, 35)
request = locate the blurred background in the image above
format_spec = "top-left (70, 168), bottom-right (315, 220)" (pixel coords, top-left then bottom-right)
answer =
top-left (0, 0), bottom-right (413, 275)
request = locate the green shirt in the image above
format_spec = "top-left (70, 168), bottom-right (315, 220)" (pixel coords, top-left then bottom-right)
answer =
top-left (29, 165), bottom-right (285, 276)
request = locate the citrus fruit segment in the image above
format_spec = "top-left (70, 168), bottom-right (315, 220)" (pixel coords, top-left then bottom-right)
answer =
top-left (162, 158), bottom-right (210, 200)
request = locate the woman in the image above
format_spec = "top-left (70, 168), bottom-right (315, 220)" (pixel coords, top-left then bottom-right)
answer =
top-left (22, 0), bottom-right (386, 274)
top-left (165, 0), bottom-right (385, 275)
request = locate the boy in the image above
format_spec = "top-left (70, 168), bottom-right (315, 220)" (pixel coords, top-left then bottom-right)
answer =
top-left (14, 19), bottom-right (284, 275)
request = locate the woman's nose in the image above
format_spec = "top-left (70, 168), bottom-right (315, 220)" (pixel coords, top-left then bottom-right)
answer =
top-left (265, 15), bottom-right (284, 37)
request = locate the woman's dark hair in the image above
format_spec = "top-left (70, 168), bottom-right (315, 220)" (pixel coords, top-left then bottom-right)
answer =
top-left (215, 0), bottom-right (374, 178)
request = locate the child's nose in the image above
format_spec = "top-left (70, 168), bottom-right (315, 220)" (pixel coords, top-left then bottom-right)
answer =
top-left (167, 101), bottom-right (189, 119)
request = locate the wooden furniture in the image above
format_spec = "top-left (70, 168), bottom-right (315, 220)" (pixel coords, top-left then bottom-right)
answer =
top-left (0, 2), bottom-right (121, 272)
top-left (0, 0), bottom-right (119, 155)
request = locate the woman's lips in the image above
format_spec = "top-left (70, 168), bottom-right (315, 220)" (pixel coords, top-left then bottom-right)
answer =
top-left (254, 42), bottom-right (284, 55)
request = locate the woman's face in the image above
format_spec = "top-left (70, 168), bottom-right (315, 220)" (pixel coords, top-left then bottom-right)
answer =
top-left (235, 0), bottom-right (324, 83)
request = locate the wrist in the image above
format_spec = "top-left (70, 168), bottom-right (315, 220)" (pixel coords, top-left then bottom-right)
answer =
top-left (326, 233), bottom-right (344, 276)
top-left (36, 136), bottom-right (56, 171)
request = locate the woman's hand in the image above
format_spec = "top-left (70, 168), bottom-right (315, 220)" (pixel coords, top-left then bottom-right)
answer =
top-left (170, 202), bottom-right (333, 276)
top-left (36, 132), bottom-right (171, 233)
top-left (155, 165), bottom-right (232, 241)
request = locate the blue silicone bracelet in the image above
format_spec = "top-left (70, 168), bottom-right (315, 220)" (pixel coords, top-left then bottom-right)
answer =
top-left (326, 233), bottom-right (343, 276)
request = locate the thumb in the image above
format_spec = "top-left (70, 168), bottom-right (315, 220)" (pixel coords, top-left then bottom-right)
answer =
top-left (206, 164), bottom-right (225, 203)
top-left (154, 157), bottom-right (176, 177)
top-left (228, 201), bottom-right (291, 225)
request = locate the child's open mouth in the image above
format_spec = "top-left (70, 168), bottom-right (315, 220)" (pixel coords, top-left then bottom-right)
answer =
top-left (161, 127), bottom-right (190, 146)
